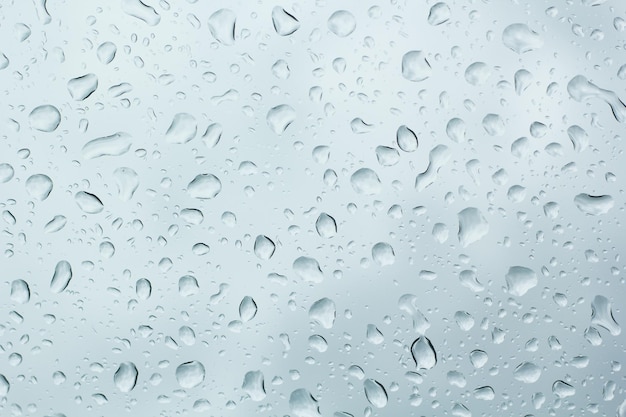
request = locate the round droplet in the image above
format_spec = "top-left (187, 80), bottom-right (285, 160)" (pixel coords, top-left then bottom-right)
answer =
top-left (315, 213), bottom-right (337, 238)
top-left (402, 50), bottom-right (432, 82)
top-left (372, 242), bottom-right (395, 266)
top-left (363, 379), bottom-right (388, 408)
top-left (29, 105), bottom-right (61, 132)
top-left (327, 10), bottom-right (356, 37)
top-left (114, 362), bottom-right (138, 392)
top-left (188, 174), bottom-right (222, 199)
top-left (50, 260), bottom-right (72, 293)
top-left (176, 361), bottom-right (205, 389)
top-left (396, 125), bottom-right (418, 152)
top-left (75, 191), bottom-right (104, 214)
top-left (99, 241), bottom-right (115, 258)
top-left (254, 235), bottom-right (276, 260)
top-left (136, 278), bottom-right (152, 300)
top-left (26, 174), bottom-right (53, 201)
top-left (351, 168), bottom-right (382, 195)
top-left (10, 279), bottom-right (30, 304)
top-left (267, 104), bottom-right (296, 135)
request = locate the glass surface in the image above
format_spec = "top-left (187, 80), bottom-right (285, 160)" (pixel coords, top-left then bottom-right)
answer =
top-left (1, 0), bottom-right (625, 416)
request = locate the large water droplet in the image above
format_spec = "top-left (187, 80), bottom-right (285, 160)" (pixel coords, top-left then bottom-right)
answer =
top-left (309, 297), bottom-right (336, 329)
top-left (567, 75), bottom-right (626, 122)
top-left (552, 380), bottom-right (575, 398)
top-left (289, 389), bottom-right (322, 417)
top-left (254, 235), bottom-right (276, 260)
top-left (363, 379), bottom-right (388, 408)
top-left (574, 193), bottom-right (614, 215)
top-left (188, 174), bottom-right (222, 199)
top-left (165, 113), bottom-right (197, 144)
top-left (50, 260), bottom-right (72, 293)
top-left (315, 213), bottom-right (337, 238)
top-left (26, 174), bottom-right (53, 201)
top-left (415, 145), bottom-right (451, 191)
top-left (242, 370), bottom-right (266, 401)
top-left (0, 163), bottom-right (14, 183)
top-left (401, 50), bottom-right (432, 82)
top-left (121, 0), bottom-right (160, 25)
top-left (272, 7), bottom-right (299, 36)
top-left (10, 279), bottom-right (30, 304)
top-left (208, 9), bottom-right (236, 45)
top-left (176, 360), bottom-right (205, 388)
top-left (457, 207), bottom-right (489, 247)
top-left (97, 42), bottom-right (117, 64)
top-left (67, 73), bottom-right (98, 101)
top-left (136, 278), bottom-right (151, 300)
top-left (327, 10), bottom-right (356, 37)
top-left (114, 362), bottom-right (138, 392)
top-left (75, 191), bottom-right (104, 214)
top-left (465, 62), bottom-right (491, 86)
top-left (513, 361), bottom-right (541, 383)
top-left (82, 132), bottom-right (132, 159)
top-left (411, 336), bottom-right (437, 370)
top-left (372, 242), bottom-right (395, 266)
top-left (267, 104), bottom-right (296, 135)
top-left (502, 23), bottom-right (543, 53)
top-left (29, 105), bottom-right (61, 132)
top-left (293, 256), bottom-right (324, 283)
top-left (351, 168), bottom-right (382, 195)
top-left (427, 2), bottom-right (451, 25)
top-left (505, 266), bottom-right (537, 296)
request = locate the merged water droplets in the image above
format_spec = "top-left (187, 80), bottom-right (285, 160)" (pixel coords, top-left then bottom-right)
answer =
top-left (239, 296), bottom-right (258, 322)
top-left (427, 2), bottom-right (451, 25)
top-left (29, 105), bottom-right (61, 132)
top-left (114, 362), bottom-right (138, 392)
top-left (574, 193), bottom-right (614, 215)
top-left (568, 75), bottom-right (626, 122)
top-left (591, 295), bottom-right (621, 336)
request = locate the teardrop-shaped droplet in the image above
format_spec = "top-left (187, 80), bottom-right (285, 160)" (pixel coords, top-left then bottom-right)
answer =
top-left (135, 278), bottom-right (152, 300)
top-left (114, 362), bottom-right (138, 392)
top-left (411, 336), bottom-right (437, 370)
top-left (50, 260), bottom-right (72, 293)
top-left (254, 235), bottom-right (276, 260)
top-left (363, 379), bottom-right (388, 408)
top-left (29, 105), bottom-right (61, 132)
top-left (239, 296), bottom-right (258, 322)
top-left (0, 163), bottom-right (14, 183)
top-left (176, 360), bottom-right (205, 389)
top-left (396, 125), bottom-right (418, 152)
top-left (26, 174), bottom-right (53, 201)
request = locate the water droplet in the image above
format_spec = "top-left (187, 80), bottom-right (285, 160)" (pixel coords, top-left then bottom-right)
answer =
top-left (188, 174), bottom-right (222, 199)
top-left (75, 191), bottom-right (104, 214)
top-left (44, 215), bottom-right (67, 233)
top-left (375, 146), bottom-right (400, 166)
top-left (411, 336), bottom-right (437, 370)
top-left (502, 24), bottom-right (543, 53)
top-left (82, 132), bottom-right (132, 159)
top-left (97, 42), bottom-right (116, 64)
top-left (469, 350), bottom-right (488, 368)
top-left (272, 7), bottom-right (299, 36)
top-left (50, 260), bottom-right (72, 293)
top-left (415, 145), bottom-right (451, 191)
top-left (513, 361), bottom-right (541, 383)
top-left (113, 167), bottom-right (139, 201)
top-left (474, 386), bottom-right (495, 400)
top-left (202, 123), bottom-right (223, 148)
top-left (372, 242), bottom-right (395, 266)
top-left (396, 125), bottom-right (418, 152)
top-left (465, 62), bottom-right (491, 86)
top-left (351, 168), bottom-right (382, 195)
top-left (327, 10), bottom-right (356, 37)
top-left (239, 296), bottom-right (258, 322)
top-left (289, 389), bottom-right (322, 417)
top-left (121, 0), bottom-right (160, 26)
top-left (457, 207), bottom-right (489, 247)
top-left (67, 73), bottom-right (98, 101)
top-left (254, 235), bottom-right (276, 260)
top-left (10, 279), bottom-right (30, 304)
top-left (363, 379), bottom-right (388, 408)
top-left (574, 193), bottom-right (614, 215)
top-left (242, 371), bottom-right (266, 401)
top-left (26, 174), bottom-right (53, 200)
top-left (552, 380), bottom-right (575, 398)
top-left (366, 324), bottom-right (384, 344)
top-left (179, 275), bottom-right (199, 297)
top-left (505, 266), bottom-right (537, 296)
top-left (114, 362), bottom-right (138, 392)
top-left (591, 295), bottom-right (621, 336)
top-left (267, 104), bottom-right (296, 134)
top-left (165, 113), bottom-right (197, 144)
top-left (427, 2), bottom-right (451, 25)
top-left (309, 297), bottom-right (336, 328)
top-left (401, 50), bottom-right (432, 82)
top-left (208, 9), bottom-right (236, 45)
top-left (181, 208), bottom-right (204, 225)
top-left (29, 105), bottom-right (61, 132)
top-left (514, 69), bottom-right (533, 95)
top-left (454, 311), bottom-right (474, 331)
top-left (135, 278), bottom-right (151, 300)
top-left (0, 163), bottom-right (14, 183)
top-left (566, 125), bottom-right (589, 152)
top-left (482, 113), bottom-right (505, 136)
top-left (568, 75), bottom-right (626, 122)
top-left (315, 213), bottom-right (337, 238)
top-left (446, 118), bottom-right (466, 143)
top-left (0, 374), bottom-right (9, 396)
top-left (176, 360), bottom-right (205, 389)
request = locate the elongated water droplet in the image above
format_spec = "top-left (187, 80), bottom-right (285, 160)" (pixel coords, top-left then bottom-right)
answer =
top-left (514, 361), bottom-right (541, 383)
top-left (29, 105), bottom-right (61, 132)
top-left (574, 193), bottom-right (614, 215)
top-left (363, 379), bottom-right (388, 408)
top-left (188, 174), bottom-right (222, 199)
top-left (82, 132), bottom-right (132, 159)
top-left (427, 2), bottom-right (450, 25)
top-left (457, 207), bottom-right (489, 247)
top-left (202, 123), bottom-right (222, 148)
top-left (97, 42), bottom-right (116, 64)
top-left (50, 260), bottom-right (72, 293)
top-left (114, 362), bottom-right (138, 392)
top-left (176, 361), bottom-right (205, 388)
top-left (44, 215), bottom-right (66, 233)
top-left (396, 125), bottom-right (418, 152)
top-left (372, 242), bottom-right (395, 266)
top-left (289, 389), bottom-right (322, 417)
top-left (121, 0), bottom-right (160, 26)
